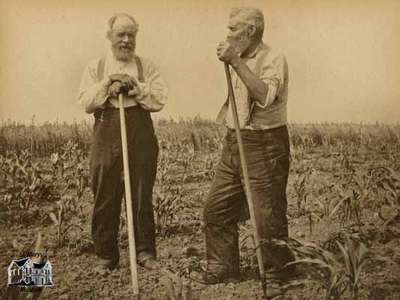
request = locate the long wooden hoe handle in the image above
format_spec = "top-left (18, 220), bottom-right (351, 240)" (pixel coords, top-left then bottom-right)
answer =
top-left (118, 93), bottom-right (140, 299)
top-left (224, 63), bottom-right (269, 299)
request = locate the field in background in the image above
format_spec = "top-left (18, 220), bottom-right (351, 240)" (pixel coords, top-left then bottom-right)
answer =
top-left (1, 118), bottom-right (399, 155)
top-left (1, 118), bottom-right (400, 299)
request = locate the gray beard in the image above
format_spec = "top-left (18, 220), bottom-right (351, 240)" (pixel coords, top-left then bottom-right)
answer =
top-left (227, 36), bottom-right (251, 55)
top-left (112, 47), bottom-right (135, 62)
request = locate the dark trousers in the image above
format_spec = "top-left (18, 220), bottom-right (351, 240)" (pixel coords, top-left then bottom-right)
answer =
top-left (90, 106), bottom-right (158, 262)
top-left (204, 126), bottom-right (293, 274)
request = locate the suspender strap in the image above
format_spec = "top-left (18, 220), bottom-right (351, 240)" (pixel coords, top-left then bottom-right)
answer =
top-left (97, 57), bottom-right (106, 81)
top-left (134, 56), bottom-right (144, 83)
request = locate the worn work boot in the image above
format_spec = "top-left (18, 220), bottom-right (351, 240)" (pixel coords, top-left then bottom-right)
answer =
top-left (265, 264), bottom-right (300, 281)
top-left (269, 238), bottom-right (296, 265)
top-left (191, 270), bottom-right (241, 285)
top-left (93, 256), bottom-right (119, 275)
top-left (138, 256), bottom-right (160, 270)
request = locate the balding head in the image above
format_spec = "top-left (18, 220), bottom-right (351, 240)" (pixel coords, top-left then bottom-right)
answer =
top-left (108, 13), bottom-right (139, 33)
top-left (229, 7), bottom-right (264, 41)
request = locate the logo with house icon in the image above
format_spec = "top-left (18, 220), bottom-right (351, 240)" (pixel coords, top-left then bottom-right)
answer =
top-left (8, 257), bottom-right (53, 287)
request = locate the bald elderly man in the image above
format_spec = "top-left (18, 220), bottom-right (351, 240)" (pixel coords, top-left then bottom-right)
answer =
top-left (78, 13), bottom-right (167, 271)
top-left (200, 7), bottom-right (296, 283)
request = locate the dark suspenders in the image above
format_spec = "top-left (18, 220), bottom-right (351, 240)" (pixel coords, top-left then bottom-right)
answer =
top-left (134, 56), bottom-right (144, 83)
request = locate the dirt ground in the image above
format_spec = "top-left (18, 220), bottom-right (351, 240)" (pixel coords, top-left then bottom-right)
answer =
top-left (1, 148), bottom-right (400, 300)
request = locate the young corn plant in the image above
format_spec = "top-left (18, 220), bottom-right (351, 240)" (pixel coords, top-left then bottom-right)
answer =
top-left (340, 190), bottom-right (363, 227)
top-left (160, 268), bottom-right (193, 300)
top-left (374, 167), bottom-right (400, 223)
top-left (337, 149), bottom-right (355, 177)
top-left (48, 198), bottom-right (68, 247)
top-left (336, 236), bottom-right (368, 300)
top-left (289, 237), bottom-right (368, 300)
top-left (307, 210), bottom-right (321, 236)
top-left (288, 241), bottom-right (348, 300)
top-left (48, 195), bottom-right (85, 248)
top-left (339, 170), bottom-right (372, 227)
top-left (50, 140), bottom-right (89, 192)
top-left (293, 171), bottom-right (310, 215)
top-left (154, 185), bottom-right (183, 236)
top-left (0, 150), bottom-right (58, 226)
top-left (47, 141), bottom-right (88, 247)
top-left (315, 195), bottom-right (347, 231)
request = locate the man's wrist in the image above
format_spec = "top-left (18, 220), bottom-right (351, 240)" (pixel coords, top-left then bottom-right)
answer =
top-left (103, 78), bottom-right (112, 89)
top-left (230, 56), bottom-right (242, 68)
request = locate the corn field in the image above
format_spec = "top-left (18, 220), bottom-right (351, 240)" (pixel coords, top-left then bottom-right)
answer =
top-left (1, 118), bottom-right (399, 299)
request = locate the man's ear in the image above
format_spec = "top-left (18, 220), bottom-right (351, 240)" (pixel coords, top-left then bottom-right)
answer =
top-left (247, 25), bottom-right (257, 38)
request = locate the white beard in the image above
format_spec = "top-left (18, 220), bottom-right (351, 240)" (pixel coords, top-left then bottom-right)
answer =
top-left (112, 45), bottom-right (135, 62)
top-left (227, 34), bottom-right (251, 55)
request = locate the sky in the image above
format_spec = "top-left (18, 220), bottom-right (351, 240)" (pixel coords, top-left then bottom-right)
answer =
top-left (0, 0), bottom-right (399, 124)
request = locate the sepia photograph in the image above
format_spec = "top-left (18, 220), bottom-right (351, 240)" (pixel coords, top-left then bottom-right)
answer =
top-left (0, 0), bottom-right (399, 299)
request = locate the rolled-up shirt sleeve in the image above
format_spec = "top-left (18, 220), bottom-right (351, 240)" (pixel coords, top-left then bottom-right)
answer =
top-left (134, 58), bottom-right (167, 112)
top-left (78, 59), bottom-right (110, 114)
top-left (256, 53), bottom-right (287, 109)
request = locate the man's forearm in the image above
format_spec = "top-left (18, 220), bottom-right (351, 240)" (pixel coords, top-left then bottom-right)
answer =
top-left (134, 64), bottom-right (167, 112)
top-left (135, 81), bottom-right (167, 112)
top-left (78, 79), bottom-right (110, 114)
top-left (230, 57), bottom-right (268, 104)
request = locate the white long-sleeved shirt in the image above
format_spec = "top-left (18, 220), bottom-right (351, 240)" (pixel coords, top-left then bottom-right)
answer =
top-left (216, 42), bottom-right (288, 130)
top-left (78, 51), bottom-right (167, 113)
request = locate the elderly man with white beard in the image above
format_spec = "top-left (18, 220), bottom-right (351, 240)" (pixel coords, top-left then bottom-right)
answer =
top-left (78, 13), bottom-right (167, 272)
top-left (198, 7), bottom-right (296, 284)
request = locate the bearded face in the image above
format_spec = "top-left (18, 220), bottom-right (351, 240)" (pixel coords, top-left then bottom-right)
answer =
top-left (108, 27), bottom-right (137, 62)
top-left (226, 20), bottom-right (252, 55)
